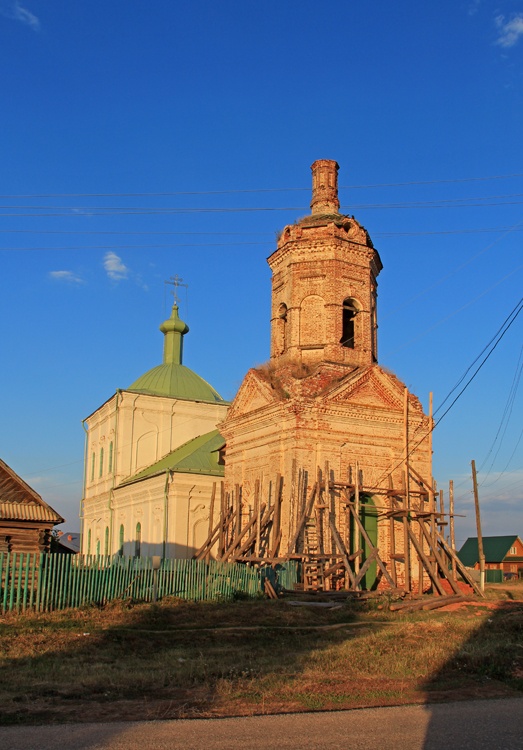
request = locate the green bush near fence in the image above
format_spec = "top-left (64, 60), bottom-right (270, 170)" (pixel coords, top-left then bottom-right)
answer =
top-left (0, 552), bottom-right (299, 613)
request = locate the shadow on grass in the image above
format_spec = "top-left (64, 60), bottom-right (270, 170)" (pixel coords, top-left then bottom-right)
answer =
top-left (421, 590), bottom-right (523, 749)
top-left (0, 594), bottom-right (389, 729)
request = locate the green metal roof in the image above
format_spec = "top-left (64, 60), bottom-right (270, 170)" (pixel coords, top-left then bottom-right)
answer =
top-left (128, 363), bottom-right (225, 402)
top-left (121, 429), bottom-right (225, 484)
top-left (127, 302), bottom-right (225, 403)
top-left (458, 536), bottom-right (519, 566)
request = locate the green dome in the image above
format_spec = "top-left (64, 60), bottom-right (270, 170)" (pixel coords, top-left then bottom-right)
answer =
top-left (128, 363), bottom-right (224, 402)
top-left (127, 302), bottom-right (225, 403)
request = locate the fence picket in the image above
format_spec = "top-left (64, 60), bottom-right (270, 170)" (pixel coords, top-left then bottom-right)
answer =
top-left (0, 553), bottom-right (298, 613)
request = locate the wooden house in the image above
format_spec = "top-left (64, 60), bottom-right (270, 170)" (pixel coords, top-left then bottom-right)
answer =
top-left (0, 458), bottom-right (64, 553)
top-left (458, 536), bottom-right (523, 578)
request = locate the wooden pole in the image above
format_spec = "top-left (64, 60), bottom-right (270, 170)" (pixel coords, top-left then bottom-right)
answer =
top-left (439, 489), bottom-right (445, 534)
top-left (272, 473), bottom-right (282, 557)
top-left (206, 483), bottom-right (217, 561)
top-left (254, 479), bottom-right (261, 558)
top-left (471, 460), bottom-right (485, 591)
top-left (218, 482), bottom-right (225, 559)
top-left (402, 469), bottom-right (411, 593)
top-left (449, 479), bottom-right (457, 580)
top-left (354, 461), bottom-right (360, 576)
top-left (403, 388), bottom-right (412, 593)
top-left (428, 391), bottom-right (434, 490)
top-left (388, 475), bottom-right (397, 586)
top-left (235, 484), bottom-right (241, 541)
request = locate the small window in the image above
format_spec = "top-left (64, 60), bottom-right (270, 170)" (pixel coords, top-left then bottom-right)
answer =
top-left (99, 447), bottom-right (104, 478)
top-left (510, 546), bottom-right (517, 555)
top-left (90, 452), bottom-right (95, 482)
top-left (119, 524), bottom-right (124, 556)
top-left (108, 441), bottom-right (113, 473)
top-left (341, 298), bottom-right (358, 349)
top-left (104, 526), bottom-right (109, 557)
top-left (135, 522), bottom-right (141, 558)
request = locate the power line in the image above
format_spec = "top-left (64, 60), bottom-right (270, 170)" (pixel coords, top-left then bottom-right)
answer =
top-left (2, 197), bottom-right (523, 217)
top-left (2, 192), bottom-right (523, 210)
top-left (433, 297), bottom-right (523, 425)
top-left (0, 172), bottom-right (522, 199)
top-left (374, 296), bottom-right (523, 489)
top-left (1, 226), bottom-right (523, 242)
top-left (478, 345), bottom-right (523, 480)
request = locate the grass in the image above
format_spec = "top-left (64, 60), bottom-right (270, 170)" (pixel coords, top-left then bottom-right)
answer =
top-left (1, 583), bottom-right (522, 725)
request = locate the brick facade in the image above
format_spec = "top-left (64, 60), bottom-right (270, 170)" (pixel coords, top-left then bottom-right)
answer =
top-left (221, 161), bottom-right (433, 584)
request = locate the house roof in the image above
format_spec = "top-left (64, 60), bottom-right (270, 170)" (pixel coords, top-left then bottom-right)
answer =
top-left (458, 536), bottom-right (520, 566)
top-left (119, 429), bottom-right (225, 485)
top-left (53, 531), bottom-right (81, 553)
top-left (128, 363), bottom-right (225, 403)
top-left (0, 458), bottom-right (64, 524)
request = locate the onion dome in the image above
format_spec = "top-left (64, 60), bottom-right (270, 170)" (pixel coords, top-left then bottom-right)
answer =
top-left (127, 304), bottom-right (224, 403)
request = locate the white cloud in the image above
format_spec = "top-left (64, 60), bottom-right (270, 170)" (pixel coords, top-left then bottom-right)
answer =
top-left (0, 1), bottom-right (40, 30)
top-left (495, 14), bottom-right (523, 48)
top-left (103, 251), bottom-right (129, 281)
top-left (49, 270), bottom-right (84, 284)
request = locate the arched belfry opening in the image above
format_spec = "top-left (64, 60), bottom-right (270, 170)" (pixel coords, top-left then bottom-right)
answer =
top-left (340, 298), bottom-right (359, 349)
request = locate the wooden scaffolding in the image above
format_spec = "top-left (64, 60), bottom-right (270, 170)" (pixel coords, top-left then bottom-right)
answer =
top-left (194, 462), bottom-right (482, 598)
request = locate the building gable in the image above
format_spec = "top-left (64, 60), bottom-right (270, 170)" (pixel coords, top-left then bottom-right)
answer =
top-left (458, 535), bottom-right (521, 566)
top-left (224, 369), bottom-right (279, 421)
top-left (0, 458), bottom-right (63, 524)
top-left (322, 366), bottom-right (409, 411)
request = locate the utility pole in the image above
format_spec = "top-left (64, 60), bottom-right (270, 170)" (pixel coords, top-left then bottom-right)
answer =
top-left (471, 460), bottom-right (485, 591)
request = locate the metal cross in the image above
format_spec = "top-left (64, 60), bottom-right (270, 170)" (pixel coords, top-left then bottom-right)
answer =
top-left (165, 275), bottom-right (188, 306)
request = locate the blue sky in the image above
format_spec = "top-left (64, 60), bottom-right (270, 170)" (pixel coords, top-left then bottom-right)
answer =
top-left (0, 1), bottom-right (522, 546)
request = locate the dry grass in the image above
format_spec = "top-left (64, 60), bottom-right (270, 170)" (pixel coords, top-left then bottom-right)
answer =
top-left (1, 584), bottom-right (522, 725)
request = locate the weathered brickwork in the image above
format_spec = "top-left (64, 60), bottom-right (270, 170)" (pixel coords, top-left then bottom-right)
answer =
top-left (221, 160), bottom-right (433, 585)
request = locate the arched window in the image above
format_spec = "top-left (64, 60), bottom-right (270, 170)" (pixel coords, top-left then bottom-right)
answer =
top-left (96, 539), bottom-right (101, 557)
top-left (108, 441), bottom-right (114, 473)
top-left (119, 524), bottom-right (124, 556)
top-left (135, 522), bottom-right (141, 558)
top-left (104, 526), bottom-right (109, 557)
top-left (99, 447), bottom-right (104, 478)
top-left (340, 298), bottom-right (359, 349)
top-left (275, 302), bottom-right (288, 355)
top-left (90, 452), bottom-right (95, 482)
top-left (87, 528), bottom-right (92, 556)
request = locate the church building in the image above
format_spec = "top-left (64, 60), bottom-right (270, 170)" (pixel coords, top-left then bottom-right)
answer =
top-left (80, 302), bottom-right (229, 558)
top-left (220, 160), bottom-right (433, 588)
top-left (81, 160), bottom-right (437, 591)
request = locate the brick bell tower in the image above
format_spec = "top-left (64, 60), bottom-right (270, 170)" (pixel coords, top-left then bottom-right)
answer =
top-left (268, 159), bottom-right (382, 370)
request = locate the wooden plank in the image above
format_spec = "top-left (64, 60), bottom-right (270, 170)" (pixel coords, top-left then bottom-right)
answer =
top-left (254, 479), bottom-right (261, 557)
top-left (287, 482), bottom-right (318, 555)
top-left (224, 504), bottom-right (266, 560)
top-left (207, 483), bottom-right (217, 545)
top-left (436, 532), bottom-right (484, 598)
top-left (407, 522), bottom-right (446, 596)
top-left (348, 503), bottom-right (396, 589)
top-left (449, 479), bottom-right (457, 580)
top-left (264, 579), bottom-right (278, 599)
top-left (354, 461), bottom-right (360, 577)
top-left (328, 518), bottom-right (357, 588)
top-left (272, 473), bottom-right (282, 557)
top-left (418, 521), bottom-right (462, 596)
top-left (235, 506), bottom-right (275, 558)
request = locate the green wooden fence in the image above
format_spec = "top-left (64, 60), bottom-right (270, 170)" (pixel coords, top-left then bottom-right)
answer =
top-left (0, 552), bottom-right (299, 613)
